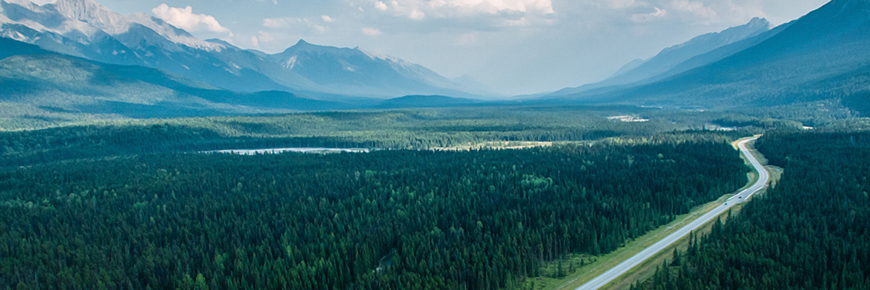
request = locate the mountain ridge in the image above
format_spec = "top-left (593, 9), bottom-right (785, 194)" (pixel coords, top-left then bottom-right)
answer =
top-left (267, 39), bottom-right (489, 98)
top-left (0, 46), bottom-right (362, 122)
top-left (0, 0), bottom-right (488, 99)
top-left (552, 17), bottom-right (772, 96)
top-left (554, 0), bottom-right (870, 114)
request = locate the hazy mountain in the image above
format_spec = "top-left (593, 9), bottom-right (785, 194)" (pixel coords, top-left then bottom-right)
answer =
top-left (0, 49), bottom-right (356, 119)
top-left (0, 0), bottom-right (323, 93)
top-left (559, 0), bottom-right (870, 113)
top-left (268, 40), bottom-right (489, 98)
top-left (609, 58), bottom-right (645, 78)
top-left (375, 95), bottom-right (480, 109)
top-left (651, 20), bottom-right (793, 85)
top-left (0, 0), bottom-right (485, 99)
top-left (553, 18), bottom-right (771, 96)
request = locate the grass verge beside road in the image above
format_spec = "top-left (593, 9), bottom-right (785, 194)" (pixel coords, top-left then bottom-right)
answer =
top-left (523, 194), bottom-right (735, 290)
top-left (522, 136), bottom-right (772, 290)
top-left (597, 137), bottom-right (775, 290)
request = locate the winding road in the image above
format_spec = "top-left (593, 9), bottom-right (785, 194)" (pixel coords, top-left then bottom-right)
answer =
top-left (575, 136), bottom-right (770, 290)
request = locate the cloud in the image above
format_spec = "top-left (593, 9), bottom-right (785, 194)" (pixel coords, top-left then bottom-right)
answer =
top-left (244, 31), bottom-right (276, 48)
top-left (253, 0), bottom-right (278, 5)
top-left (630, 7), bottom-right (667, 22)
top-left (262, 18), bottom-right (294, 29)
top-left (321, 15), bottom-right (334, 22)
top-left (263, 17), bottom-right (327, 33)
top-left (360, 0), bottom-right (557, 31)
top-left (151, 4), bottom-right (230, 33)
top-left (596, 0), bottom-right (754, 25)
top-left (362, 27), bottom-right (382, 36)
top-left (370, 0), bottom-right (554, 20)
top-left (374, 1), bottom-right (388, 11)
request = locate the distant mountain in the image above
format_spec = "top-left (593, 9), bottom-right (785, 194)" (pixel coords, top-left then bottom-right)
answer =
top-left (375, 95), bottom-right (480, 109)
top-left (268, 40), bottom-right (489, 97)
top-left (0, 48), bottom-right (356, 120)
top-left (0, 0), bottom-right (320, 93)
top-left (650, 20), bottom-right (793, 85)
top-left (555, 0), bottom-right (870, 113)
top-left (0, 0), bottom-right (486, 99)
top-left (553, 18), bottom-right (771, 96)
top-left (609, 58), bottom-right (644, 79)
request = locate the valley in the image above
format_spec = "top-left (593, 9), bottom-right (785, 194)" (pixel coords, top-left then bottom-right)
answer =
top-left (1, 0), bottom-right (869, 289)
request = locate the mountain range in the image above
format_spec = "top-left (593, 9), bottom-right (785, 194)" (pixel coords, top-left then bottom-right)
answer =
top-left (0, 39), bottom-right (353, 119)
top-left (1, 0), bottom-right (869, 122)
top-left (552, 17), bottom-right (773, 96)
top-left (0, 0), bottom-right (487, 98)
top-left (268, 40), bottom-right (488, 97)
top-left (548, 0), bottom-right (870, 115)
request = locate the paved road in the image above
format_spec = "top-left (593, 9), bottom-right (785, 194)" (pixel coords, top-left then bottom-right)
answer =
top-left (575, 137), bottom-right (769, 290)
top-left (207, 147), bottom-right (370, 155)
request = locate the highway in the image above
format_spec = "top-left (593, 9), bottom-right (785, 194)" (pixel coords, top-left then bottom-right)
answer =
top-left (575, 136), bottom-right (770, 290)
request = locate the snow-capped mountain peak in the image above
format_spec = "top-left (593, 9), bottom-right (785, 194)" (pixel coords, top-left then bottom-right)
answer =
top-left (54, 0), bottom-right (114, 27)
top-left (357, 47), bottom-right (406, 64)
top-left (266, 39), bottom-right (487, 97)
top-left (0, 0), bottom-right (491, 98)
top-left (1, 0), bottom-right (222, 50)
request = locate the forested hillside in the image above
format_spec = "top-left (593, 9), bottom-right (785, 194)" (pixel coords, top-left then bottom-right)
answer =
top-left (553, 0), bottom-right (870, 115)
top-left (634, 130), bottom-right (870, 289)
top-left (0, 137), bottom-right (747, 289)
top-left (0, 53), bottom-right (355, 122)
top-left (0, 107), bottom-right (767, 168)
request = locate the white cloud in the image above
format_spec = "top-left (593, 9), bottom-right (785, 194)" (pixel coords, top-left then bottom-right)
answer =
top-left (321, 15), bottom-right (334, 22)
top-left (374, 1), bottom-right (389, 11)
top-left (362, 27), bottom-right (383, 36)
top-left (370, 0), bottom-right (555, 20)
top-left (596, 0), bottom-right (771, 26)
top-left (263, 17), bottom-right (327, 33)
top-left (250, 35), bottom-right (259, 47)
top-left (263, 18), bottom-right (292, 29)
top-left (151, 4), bottom-right (230, 33)
top-left (630, 7), bottom-right (667, 22)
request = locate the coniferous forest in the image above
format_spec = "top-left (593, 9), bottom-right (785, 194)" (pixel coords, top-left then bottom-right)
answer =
top-left (634, 130), bottom-right (870, 290)
top-left (0, 136), bottom-right (746, 289)
top-left (3, 0), bottom-right (870, 288)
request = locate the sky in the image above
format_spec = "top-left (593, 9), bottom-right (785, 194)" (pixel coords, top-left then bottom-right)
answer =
top-left (39, 0), bottom-right (830, 95)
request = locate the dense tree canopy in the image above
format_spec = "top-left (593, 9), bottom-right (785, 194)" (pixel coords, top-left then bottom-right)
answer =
top-left (0, 138), bottom-right (746, 289)
top-left (0, 107), bottom-right (761, 168)
top-left (634, 130), bottom-right (870, 290)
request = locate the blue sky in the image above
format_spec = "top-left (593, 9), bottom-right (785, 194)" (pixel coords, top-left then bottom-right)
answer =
top-left (39, 0), bottom-right (830, 94)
